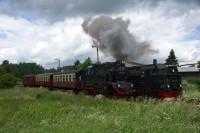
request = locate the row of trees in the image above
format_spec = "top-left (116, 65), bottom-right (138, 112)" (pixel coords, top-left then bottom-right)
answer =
top-left (2, 60), bottom-right (45, 78)
top-left (0, 61), bottom-right (45, 89)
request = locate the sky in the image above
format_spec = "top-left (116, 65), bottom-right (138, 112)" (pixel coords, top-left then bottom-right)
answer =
top-left (0, 0), bottom-right (200, 68)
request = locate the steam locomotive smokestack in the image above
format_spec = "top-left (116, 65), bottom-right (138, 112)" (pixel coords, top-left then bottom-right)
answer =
top-left (153, 59), bottom-right (157, 65)
top-left (82, 16), bottom-right (157, 62)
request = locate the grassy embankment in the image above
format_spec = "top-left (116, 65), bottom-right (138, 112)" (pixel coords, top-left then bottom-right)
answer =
top-left (0, 79), bottom-right (199, 133)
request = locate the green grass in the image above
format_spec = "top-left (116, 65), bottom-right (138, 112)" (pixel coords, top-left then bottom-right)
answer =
top-left (0, 82), bottom-right (200, 133)
top-left (182, 78), bottom-right (200, 100)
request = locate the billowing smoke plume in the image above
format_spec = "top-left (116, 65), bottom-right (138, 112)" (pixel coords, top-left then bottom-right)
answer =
top-left (82, 16), bottom-right (157, 61)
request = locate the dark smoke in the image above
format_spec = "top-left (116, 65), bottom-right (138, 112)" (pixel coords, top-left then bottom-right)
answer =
top-left (82, 16), bottom-right (157, 61)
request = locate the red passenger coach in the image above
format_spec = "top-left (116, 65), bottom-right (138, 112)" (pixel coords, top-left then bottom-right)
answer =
top-left (53, 71), bottom-right (80, 90)
top-left (35, 73), bottom-right (53, 87)
top-left (23, 74), bottom-right (36, 86)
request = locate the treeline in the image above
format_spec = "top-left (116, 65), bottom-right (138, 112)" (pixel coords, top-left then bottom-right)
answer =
top-left (0, 60), bottom-right (45, 88)
top-left (1, 60), bottom-right (45, 78)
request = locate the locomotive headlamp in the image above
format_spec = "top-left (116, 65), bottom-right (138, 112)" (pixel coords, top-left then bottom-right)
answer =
top-left (180, 84), bottom-right (182, 87)
top-left (131, 84), bottom-right (134, 87)
top-left (117, 84), bottom-right (121, 88)
top-left (167, 85), bottom-right (170, 88)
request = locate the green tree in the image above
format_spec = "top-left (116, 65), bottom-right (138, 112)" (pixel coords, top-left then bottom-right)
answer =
top-left (74, 57), bottom-right (92, 71)
top-left (165, 49), bottom-right (178, 65)
top-left (0, 67), bottom-right (7, 75)
top-left (0, 67), bottom-right (18, 89)
top-left (2, 60), bottom-right (9, 65)
top-left (0, 73), bottom-right (18, 89)
top-left (74, 60), bottom-right (81, 66)
top-left (83, 57), bottom-right (92, 67)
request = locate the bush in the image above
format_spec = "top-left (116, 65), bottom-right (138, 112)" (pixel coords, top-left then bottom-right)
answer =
top-left (182, 78), bottom-right (200, 91)
top-left (0, 72), bottom-right (18, 89)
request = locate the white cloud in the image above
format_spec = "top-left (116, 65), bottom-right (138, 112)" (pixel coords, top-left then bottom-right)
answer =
top-left (0, 15), bottom-right (99, 68)
top-left (117, 4), bottom-right (200, 64)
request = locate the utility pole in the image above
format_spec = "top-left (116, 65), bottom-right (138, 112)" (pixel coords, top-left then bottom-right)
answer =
top-left (92, 40), bottom-right (100, 64)
top-left (55, 58), bottom-right (61, 72)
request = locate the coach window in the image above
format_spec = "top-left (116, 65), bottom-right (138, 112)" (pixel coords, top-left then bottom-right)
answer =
top-left (62, 75), bottom-right (64, 82)
top-left (69, 75), bottom-right (71, 82)
top-left (63, 75), bottom-right (65, 82)
top-left (59, 75), bottom-right (62, 82)
top-left (71, 74), bottom-right (73, 81)
top-left (73, 74), bottom-right (75, 81)
top-left (65, 75), bottom-right (67, 82)
top-left (64, 75), bottom-right (66, 82)
top-left (66, 75), bottom-right (68, 82)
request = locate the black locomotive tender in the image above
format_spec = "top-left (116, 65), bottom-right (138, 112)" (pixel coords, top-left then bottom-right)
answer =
top-left (23, 60), bottom-right (182, 98)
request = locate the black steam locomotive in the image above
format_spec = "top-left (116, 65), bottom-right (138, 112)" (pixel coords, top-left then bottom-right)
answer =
top-left (23, 60), bottom-right (182, 99)
top-left (77, 61), bottom-right (135, 97)
top-left (127, 60), bottom-right (182, 98)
